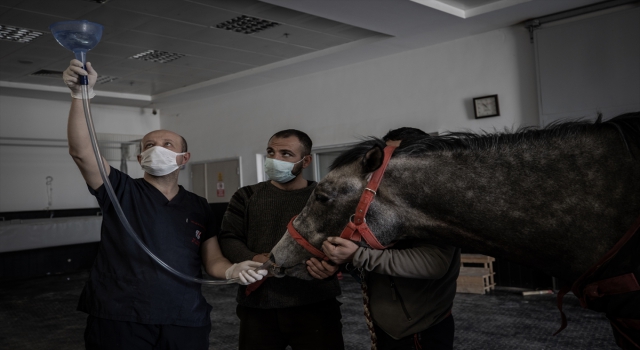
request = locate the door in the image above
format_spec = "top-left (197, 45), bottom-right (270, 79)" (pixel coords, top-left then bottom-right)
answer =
top-left (206, 159), bottom-right (240, 203)
top-left (190, 159), bottom-right (241, 203)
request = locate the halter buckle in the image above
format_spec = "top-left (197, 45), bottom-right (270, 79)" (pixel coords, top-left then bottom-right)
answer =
top-left (364, 187), bottom-right (376, 195)
top-left (349, 214), bottom-right (366, 224)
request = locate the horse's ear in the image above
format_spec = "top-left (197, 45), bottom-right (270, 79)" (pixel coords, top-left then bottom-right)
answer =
top-left (362, 145), bottom-right (384, 173)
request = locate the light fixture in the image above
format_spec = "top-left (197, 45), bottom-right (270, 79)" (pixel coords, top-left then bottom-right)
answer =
top-left (0, 24), bottom-right (43, 43)
top-left (129, 49), bottom-right (185, 63)
top-left (214, 15), bottom-right (280, 35)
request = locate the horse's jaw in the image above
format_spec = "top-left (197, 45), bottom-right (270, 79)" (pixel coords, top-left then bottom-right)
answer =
top-left (283, 263), bottom-right (314, 280)
top-left (270, 231), bottom-right (316, 280)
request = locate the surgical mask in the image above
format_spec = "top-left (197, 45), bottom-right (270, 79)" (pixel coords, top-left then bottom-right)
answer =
top-left (264, 157), bottom-right (304, 183)
top-left (139, 146), bottom-right (186, 176)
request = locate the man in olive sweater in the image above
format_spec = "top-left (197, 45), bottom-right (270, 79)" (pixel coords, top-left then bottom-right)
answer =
top-left (219, 129), bottom-right (344, 350)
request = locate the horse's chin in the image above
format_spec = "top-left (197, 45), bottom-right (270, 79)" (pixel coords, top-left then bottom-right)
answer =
top-left (283, 264), bottom-right (314, 280)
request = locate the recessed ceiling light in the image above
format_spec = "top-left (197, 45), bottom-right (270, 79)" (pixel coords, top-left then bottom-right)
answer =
top-left (410, 0), bottom-right (531, 19)
top-left (0, 24), bottom-right (43, 43)
top-left (129, 50), bottom-right (185, 63)
top-left (214, 15), bottom-right (280, 35)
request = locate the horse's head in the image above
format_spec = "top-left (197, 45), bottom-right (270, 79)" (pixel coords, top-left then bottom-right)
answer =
top-left (269, 139), bottom-right (413, 279)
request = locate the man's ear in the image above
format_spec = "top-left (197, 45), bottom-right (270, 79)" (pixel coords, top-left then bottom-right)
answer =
top-left (180, 152), bottom-right (191, 165)
top-left (137, 154), bottom-right (142, 164)
top-left (362, 145), bottom-right (383, 173)
top-left (302, 154), bottom-right (312, 169)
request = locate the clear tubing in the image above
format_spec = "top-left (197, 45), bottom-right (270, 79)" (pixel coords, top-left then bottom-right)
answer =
top-left (80, 85), bottom-right (238, 285)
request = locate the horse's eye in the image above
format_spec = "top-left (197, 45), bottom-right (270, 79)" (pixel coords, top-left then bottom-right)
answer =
top-left (315, 194), bottom-right (330, 203)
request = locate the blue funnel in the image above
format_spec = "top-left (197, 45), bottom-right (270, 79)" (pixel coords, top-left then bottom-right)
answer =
top-left (49, 20), bottom-right (103, 85)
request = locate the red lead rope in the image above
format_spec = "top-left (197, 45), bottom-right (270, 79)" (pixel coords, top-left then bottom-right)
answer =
top-left (554, 211), bottom-right (640, 337)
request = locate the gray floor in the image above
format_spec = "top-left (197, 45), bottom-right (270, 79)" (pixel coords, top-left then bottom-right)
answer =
top-left (0, 270), bottom-right (619, 350)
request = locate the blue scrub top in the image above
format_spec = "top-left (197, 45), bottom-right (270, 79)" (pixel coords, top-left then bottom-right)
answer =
top-left (78, 167), bottom-right (216, 327)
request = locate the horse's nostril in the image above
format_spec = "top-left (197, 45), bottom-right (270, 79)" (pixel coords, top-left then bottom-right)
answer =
top-left (268, 253), bottom-right (276, 263)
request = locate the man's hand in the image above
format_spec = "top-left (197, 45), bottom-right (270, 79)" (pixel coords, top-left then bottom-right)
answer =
top-left (306, 258), bottom-right (339, 279)
top-left (63, 59), bottom-right (97, 98)
top-left (322, 237), bottom-right (358, 264)
top-left (225, 261), bottom-right (268, 285)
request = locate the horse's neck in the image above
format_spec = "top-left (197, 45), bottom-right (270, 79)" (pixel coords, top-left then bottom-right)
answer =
top-left (389, 134), bottom-right (640, 282)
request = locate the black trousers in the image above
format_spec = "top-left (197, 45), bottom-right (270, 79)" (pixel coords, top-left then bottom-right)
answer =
top-left (84, 315), bottom-right (210, 350)
top-left (375, 314), bottom-right (454, 350)
top-left (236, 298), bottom-right (345, 350)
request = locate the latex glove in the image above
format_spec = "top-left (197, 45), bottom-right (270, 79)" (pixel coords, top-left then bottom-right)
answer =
top-left (225, 261), bottom-right (268, 285)
top-left (322, 236), bottom-right (359, 264)
top-left (63, 59), bottom-right (97, 99)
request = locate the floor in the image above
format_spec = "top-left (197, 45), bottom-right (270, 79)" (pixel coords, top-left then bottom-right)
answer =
top-left (0, 270), bottom-right (619, 350)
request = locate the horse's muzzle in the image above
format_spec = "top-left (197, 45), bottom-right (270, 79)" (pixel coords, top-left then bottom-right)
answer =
top-left (260, 254), bottom-right (286, 278)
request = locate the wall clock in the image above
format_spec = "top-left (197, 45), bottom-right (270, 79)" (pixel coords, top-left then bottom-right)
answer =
top-left (473, 94), bottom-right (500, 119)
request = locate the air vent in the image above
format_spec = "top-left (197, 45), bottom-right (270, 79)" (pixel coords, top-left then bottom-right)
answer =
top-left (129, 50), bottom-right (185, 63)
top-left (214, 15), bottom-right (280, 34)
top-left (0, 25), bottom-right (43, 43)
top-left (30, 69), bottom-right (63, 78)
top-left (96, 75), bottom-right (118, 84)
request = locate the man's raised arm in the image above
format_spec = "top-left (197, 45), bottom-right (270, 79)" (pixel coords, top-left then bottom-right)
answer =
top-left (64, 59), bottom-right (109, 190)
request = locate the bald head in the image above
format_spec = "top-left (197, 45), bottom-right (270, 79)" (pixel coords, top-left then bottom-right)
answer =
top-left (140, 130), bottom-right (188, 154)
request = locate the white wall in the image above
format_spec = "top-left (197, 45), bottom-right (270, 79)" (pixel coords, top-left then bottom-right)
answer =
top-left (0, 26), bottom-right (539, 211)
top-left (0, 95), bottom-right (159, 212)
top-left (161, 27), bottom-right (539, 187)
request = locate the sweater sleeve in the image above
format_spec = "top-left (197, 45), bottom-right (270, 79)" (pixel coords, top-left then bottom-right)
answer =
top-left (218, 186), bottom-right (260, 263)
top-left (351, 241), bottom-right (457, 279)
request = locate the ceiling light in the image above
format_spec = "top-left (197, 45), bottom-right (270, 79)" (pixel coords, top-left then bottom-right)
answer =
top-left (0, 25), bottom-right (43, 43)
top-left (214, 15), bottom-right (280, 35)
top-left (129, 50), bottom-right (185, 63)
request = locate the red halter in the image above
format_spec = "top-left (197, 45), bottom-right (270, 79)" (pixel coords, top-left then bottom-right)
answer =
top-left (287, 144), bottom-right (398, 259)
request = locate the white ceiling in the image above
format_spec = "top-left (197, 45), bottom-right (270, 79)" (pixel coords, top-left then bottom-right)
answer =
top-left (0, 0), bottom-right (606, 108)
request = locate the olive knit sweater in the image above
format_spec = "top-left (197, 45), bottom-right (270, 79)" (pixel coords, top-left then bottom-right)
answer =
top-left (218, 180), bottom-right (341, 309)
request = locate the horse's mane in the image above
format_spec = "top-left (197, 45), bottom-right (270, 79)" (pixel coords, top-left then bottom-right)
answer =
top-left (330, 112), bottom-right (640, 170)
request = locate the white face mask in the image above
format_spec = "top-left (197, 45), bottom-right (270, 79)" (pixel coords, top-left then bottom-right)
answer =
top-left (264, 157), bottom-right (304, 183)
top-left (139, 146), bottom-right (186, 176)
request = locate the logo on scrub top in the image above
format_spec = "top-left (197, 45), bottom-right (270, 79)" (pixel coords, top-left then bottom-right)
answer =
top-left (195, 230), bottom-right (202, 239)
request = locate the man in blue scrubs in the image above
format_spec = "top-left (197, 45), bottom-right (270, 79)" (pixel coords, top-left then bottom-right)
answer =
top-left (63, 59), bottom-right (265, 350)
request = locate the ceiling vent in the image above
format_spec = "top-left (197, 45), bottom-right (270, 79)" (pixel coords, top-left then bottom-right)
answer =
top-left (96, 75), bottom-right (118, 84)
top-left (30, 69), bottom-right (63, 78)
top-left (0, 24), bottom-right (43, 43)
top-left (214, 15), bottom-right (280, 34)
top-left (129, 49), bottom-right (185, 63)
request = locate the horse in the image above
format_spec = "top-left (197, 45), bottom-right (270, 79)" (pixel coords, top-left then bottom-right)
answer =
top-left (267, 112), bottom-right (640, 349)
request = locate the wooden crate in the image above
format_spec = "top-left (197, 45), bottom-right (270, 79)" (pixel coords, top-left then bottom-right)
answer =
top-left (456, 254), bottom-right (496, 294)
